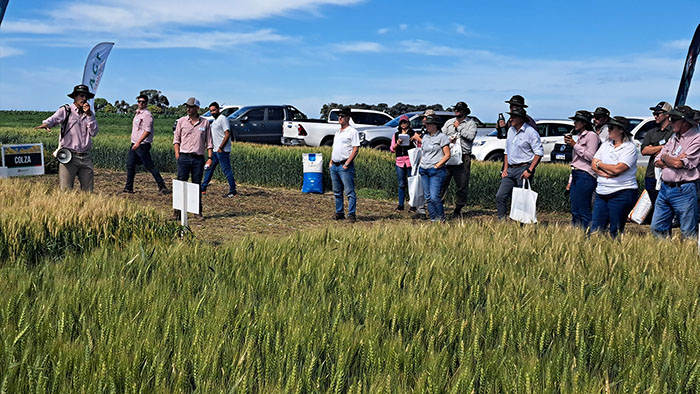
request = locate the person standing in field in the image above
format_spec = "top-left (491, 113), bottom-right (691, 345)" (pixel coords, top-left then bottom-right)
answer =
top-left (440, 101), bottom-right (477, 218)
top-left (564, 110), bottom-right (599, 229)
top-left (35, 84), bottom-right (99, 192)
top-left (173, 97), bottom-right (213, 219)
top-left (589, 116), bottom-right (638, 238)
top-left (495, 107), bottom-right (543, 220)
top-left (640, 101), bottom-right (674, 220)
top-left (329, 107), bottom-right (360, 223)
top-left (414, 115), bottom-right (451, 222)
top-left (123, 94), bottom-right (169, 194)
top-left (650, 106), bottom-right (700, 239)
top-left (390, 115), bottom-right (416, 212)
top-left (201, 102), bottom-right (237, 198)
top-left (592, 107), bottom-right (611, 142)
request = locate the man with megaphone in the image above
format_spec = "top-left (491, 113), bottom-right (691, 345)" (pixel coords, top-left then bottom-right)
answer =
top-left (35, 84), bottom-right (99, 191)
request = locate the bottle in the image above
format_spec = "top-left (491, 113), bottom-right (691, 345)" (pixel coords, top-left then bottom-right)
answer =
top-left (497, 113), bottom-right (507, 139)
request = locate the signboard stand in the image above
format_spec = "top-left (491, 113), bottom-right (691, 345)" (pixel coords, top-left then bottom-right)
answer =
top-left (172, 180), bottom-right (200, 228)
top-left (1, 143), bottom-right (45, 177)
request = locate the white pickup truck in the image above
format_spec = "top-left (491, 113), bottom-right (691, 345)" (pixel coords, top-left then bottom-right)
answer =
top-left (281, 109), bottom-right (392, 147)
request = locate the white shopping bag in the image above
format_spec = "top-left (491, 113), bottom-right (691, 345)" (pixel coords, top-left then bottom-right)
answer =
top-left (509, 179), bottom-right (538, 224)
top-left (408, 175), bottom-right (425, 208)
top-left (408, 148), bottom-right (422, 176)
top-left (628, 190), bottom-right (652, 224)
top-left (654, 167), bottom-right (662, 191)
top-left (445, 139), bottom-right (463, 166)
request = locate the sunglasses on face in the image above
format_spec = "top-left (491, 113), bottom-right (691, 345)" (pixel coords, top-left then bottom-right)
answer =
top-left (594, 115), bottom-right (604, 120)
top-left (138, 100), bottom-right (147, 104)
top-left (671, 116), bottom-right (683, 122)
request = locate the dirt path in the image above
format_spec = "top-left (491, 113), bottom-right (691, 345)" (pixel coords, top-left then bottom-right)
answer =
top-left (26, 169), bottom-right (650, 243)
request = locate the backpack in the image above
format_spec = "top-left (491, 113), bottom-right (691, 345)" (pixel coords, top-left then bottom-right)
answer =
top-left (59, 104), bottom-right (71, 137)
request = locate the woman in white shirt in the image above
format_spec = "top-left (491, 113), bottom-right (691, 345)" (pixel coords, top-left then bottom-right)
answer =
top-left (590, 116), bottom-right (639, 237)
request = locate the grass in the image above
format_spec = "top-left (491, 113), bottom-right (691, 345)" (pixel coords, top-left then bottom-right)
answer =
top-left (1, 219), bottom-right (699, 392)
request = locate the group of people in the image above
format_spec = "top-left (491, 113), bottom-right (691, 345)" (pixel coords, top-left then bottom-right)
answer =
top-left (36, 84), bottom-right (238, 219)
top-left (37, 85), bottom-right (700, 240)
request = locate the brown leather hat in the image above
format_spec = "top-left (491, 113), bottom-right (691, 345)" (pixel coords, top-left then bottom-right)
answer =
top-left (607, 116), bottom-right (632, 136)
top-left (505, 95), bottom-right (527, 108)
top-left (568, 110), bottom-right (593, 125)
top-left (668, 105), bottom-right (699, 126)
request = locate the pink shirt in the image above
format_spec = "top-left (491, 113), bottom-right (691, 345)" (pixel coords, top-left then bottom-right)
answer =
top-left (131, 109), bottom-right (154, 144)
top-left (655, 127), bottom-right (700, 182)
top-left (43, 103), bottom-right (99, 153)
top-left (571, 130), bottom-right (600, 177)
top-left (173, 116), bottom-right (213, 156)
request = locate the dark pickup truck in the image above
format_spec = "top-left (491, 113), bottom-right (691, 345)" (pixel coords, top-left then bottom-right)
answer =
top-left (228, 105), bottom-right (307, 144)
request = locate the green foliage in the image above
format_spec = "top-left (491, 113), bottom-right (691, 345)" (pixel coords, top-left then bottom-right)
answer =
top-left (0, 222), bottom-right (698, 392)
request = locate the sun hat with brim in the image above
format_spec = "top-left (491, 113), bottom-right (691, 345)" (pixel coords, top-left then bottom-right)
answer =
top-left (422, 109), bottom-right (436, 117)
top-left (592, 107), bottom-right (610, 118)
top-left (67, 84), bottom-right (95, 99)
top-left (649, 101), bottom-right (672, 114)
top-left (568, 110), bottom-right (593, 125)
top-left (454, 101), bottom-right (471, 115)
top-left (505, 95), bottom-right (528, 108)
top-left (668, 105), bottom-right (699, 126)
top-left (424, 115), bottom-right (441, 125)
top-left (607, 116), bottom-right (631, 135)
top-left (507, 107), bottom-right (528, 119)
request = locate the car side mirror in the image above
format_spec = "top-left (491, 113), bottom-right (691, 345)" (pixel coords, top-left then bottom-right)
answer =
top-left (240, 116), bottom-right (249, 123)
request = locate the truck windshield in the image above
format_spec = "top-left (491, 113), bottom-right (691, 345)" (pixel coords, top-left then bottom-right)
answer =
top-left (385, 112), bottom-right (421, 127)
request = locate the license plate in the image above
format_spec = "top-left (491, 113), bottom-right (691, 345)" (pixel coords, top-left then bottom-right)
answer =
top-left (555, 154), bottom-right (565, 160)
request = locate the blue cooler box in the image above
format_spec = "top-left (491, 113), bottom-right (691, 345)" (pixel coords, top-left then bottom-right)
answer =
top-left (302, 153), bottom-right (323, 193)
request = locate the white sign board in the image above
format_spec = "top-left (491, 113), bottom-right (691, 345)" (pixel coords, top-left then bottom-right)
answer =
top-left (1, 143), bottom-right (45, 177)
top-left (172, 180), bottom-right (200, 214)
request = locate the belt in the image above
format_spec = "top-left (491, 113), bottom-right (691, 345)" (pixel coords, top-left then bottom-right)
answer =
top-left (70, 150), bottom-right (90, 156)
top-left (181, 152), bottom-right (204, 158)
top-left (332, 159), bottom-right (347, 166)
top-left (509, 162), bottom-right (531, 168)
top-left (663, 180), bottom-right (695, 188)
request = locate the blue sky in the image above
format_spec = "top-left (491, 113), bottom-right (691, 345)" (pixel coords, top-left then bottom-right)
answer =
top-left (1, 0), bottom-right (699, 122)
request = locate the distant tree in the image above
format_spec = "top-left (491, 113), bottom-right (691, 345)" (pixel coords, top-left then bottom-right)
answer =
top-left (102, 103), bottom-right (116, 113)
top-left (147, 104), bottom-right (164, 114)
top-left (94, 98), bottom-right (108, 112)
top-left (139, 89), bottom-right (170, 110)
top-left (113, 100), bottom-right (131, 114)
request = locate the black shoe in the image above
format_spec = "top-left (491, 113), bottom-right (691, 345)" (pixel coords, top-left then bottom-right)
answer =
top-left (348, 214), bottom-right (357, 223)
top-left (159, 188), bottom-right (171, 195)
top-left (122, 188), bottom-right (135, 194)
top-left (334, 213), bottom-right (345, 220)
top-left (223, 191), bottom-right (237, 198)
top-left (409, 207), bottom-right (417, 213)
top-left (412, 212), bottom-right (427, 220)
top-left (395, 205), bottom-right (404, 212)
top-left (451, 209), bottom-right (463, 219)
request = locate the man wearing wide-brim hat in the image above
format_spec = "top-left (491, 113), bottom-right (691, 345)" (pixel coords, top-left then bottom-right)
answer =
top-left (440, 101), bottom-right (477, 218)
top-left (651, 105), bottom-right (700, 239)
top-left (640, 101), bottom-right (674, 220)
top-left (495, 107), bottom-right (544, 219)
top-left (498, 95), bottom-right (537, 130)
top-left (35, 84), bottom-right (99, 191)
top-left (592, 107), bottom-right (611, 142)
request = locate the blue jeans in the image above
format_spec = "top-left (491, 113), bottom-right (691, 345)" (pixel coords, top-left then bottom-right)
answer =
top-left (590, 188), bottom-right (637, 238)
top-left (201, 151), bottom-right (237, 193)
top-left (330, 163), bottom-right (356, 215)
top-left (419, 166), bottom-right (447, 221)
top-left (651, 182), bottom-right (698, 238)
top-left (569, 170), bottom-right (596, 229)
top-left (396, 165), bottom-right (411, 208)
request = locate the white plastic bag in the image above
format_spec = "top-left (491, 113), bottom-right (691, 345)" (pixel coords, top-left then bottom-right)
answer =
top-left (628, 190), bottom-right (652, 224)
top-left (408, 148), bottom-right (422, 176)
top-left (408, 175), bottom-right (425, 208)
top-left (509, 179), bottom-right (538, 224)
top-left (445, 139), bottom-right (463, 166)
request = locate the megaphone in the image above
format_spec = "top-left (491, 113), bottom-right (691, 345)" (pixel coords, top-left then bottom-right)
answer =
top-left (54, 148), bottom-right (72, 164)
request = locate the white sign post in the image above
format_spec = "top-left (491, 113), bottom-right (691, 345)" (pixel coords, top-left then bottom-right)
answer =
top-left (172, 180), bottom-right (200, 227)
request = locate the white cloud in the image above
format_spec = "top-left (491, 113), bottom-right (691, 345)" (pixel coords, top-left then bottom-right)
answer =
top-left (0, 45), bottom-right (23, 58)
top-left (399, 24), bottom-right (408, 31)
top-left (397, 40), bottom-right (462, 57)
top-left (332, 41), bottom-right (383, 53)
top-left (377, 28), bottom-right (390, 34)
top-left (664, 39), bottom-right (690, 50)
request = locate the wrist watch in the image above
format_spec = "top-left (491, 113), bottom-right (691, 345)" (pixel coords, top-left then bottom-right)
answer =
top-left (596, 161), bottom-right (601, 169)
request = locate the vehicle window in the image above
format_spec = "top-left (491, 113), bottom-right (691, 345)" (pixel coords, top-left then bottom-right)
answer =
top-left (202, 110), bottom-right (212, 117)
top-left (246, 108), bottom-right (265, 121)
top-left (350, 113), bottom-right (367, 124)
top-left (548, 125), bottom-right (573, 137)
top-left (231, 107), bottom-right (248, 119)
top-left (410, 117), bottom-right (423, 130)
top-left (365, 113), bottom-right (391, 126)
top-left (635, 120), bottom-right (657, 141)
top-left (437, 115), bottom-right (452, 128)
top-left (628, 119), bottom-right (642, 131)
top-left (537, 124), bottom-right (547, 137)
top-left (328, 111), bottom-right (339, 122)
top-left (289, 107), bottom-right (307, 120)
top-left (267, 107), bottom-right (284, 121)
top-left (222, 107), bottom-right (238, 117)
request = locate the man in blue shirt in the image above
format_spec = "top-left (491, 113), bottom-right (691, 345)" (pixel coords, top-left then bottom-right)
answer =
top-left (495, 108), bottom-right (544, 219)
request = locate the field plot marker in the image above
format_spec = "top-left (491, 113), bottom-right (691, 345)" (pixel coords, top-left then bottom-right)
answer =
top-left (172, 179), bottom-right (200, 227)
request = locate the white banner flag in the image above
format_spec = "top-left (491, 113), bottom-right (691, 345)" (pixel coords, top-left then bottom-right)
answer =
top-left (82, 42), bottom-right (114, 108)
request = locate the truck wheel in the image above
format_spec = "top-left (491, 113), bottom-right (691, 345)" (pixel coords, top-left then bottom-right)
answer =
top-left (372, 143), bottom-right (390, 151)
top-left (321, 138), bottom-right (334, 147)
top-left (485, 151), bottom-right (504, 162)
